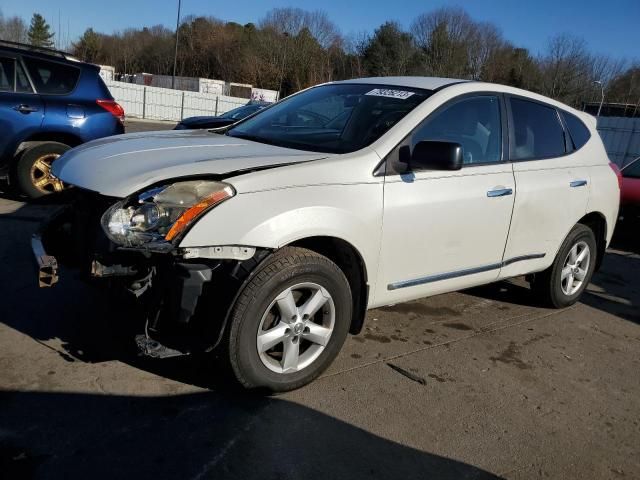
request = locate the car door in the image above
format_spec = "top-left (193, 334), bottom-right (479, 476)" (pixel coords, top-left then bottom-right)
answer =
top-left (0, 54), bottom-right (43, 161)
top-left (374, 94), bottom-right (516, 306)
top-left (499, 96), bottom-right (590, 279)
top-left (621, 158), bottom-right (640, 210)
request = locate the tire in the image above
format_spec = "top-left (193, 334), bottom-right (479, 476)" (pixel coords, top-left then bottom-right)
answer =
top-left (227, 247), bottom-right (352, 392)
top-left (15, 142), bottom-right (70, 198)
top-left (531, 224), bottom-right (597, 308)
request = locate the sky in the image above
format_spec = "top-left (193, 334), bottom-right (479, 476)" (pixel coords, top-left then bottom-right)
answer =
top-left (1, 0), bottom-right (638, 60)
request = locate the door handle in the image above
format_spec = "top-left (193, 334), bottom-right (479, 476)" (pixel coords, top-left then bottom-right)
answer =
top-left (13, 104), bottom-right (39, 113)
top-left (570, 180), bottom-right (588, 188)
top-left (487, 187), bottom-right (513, 197)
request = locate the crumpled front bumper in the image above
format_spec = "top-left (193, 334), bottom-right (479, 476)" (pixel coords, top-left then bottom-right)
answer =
top-left (30, 195), bottom-right (246, 355)
top-left (32, 223), bottom-right (60, 288)
top-left (31, 204), bottom-right (79, 288)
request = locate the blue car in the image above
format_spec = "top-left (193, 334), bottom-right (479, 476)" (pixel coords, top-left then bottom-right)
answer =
top-left (0, 40), bottom-right (124, 197)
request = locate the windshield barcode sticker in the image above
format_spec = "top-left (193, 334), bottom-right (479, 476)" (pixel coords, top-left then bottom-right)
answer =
top-left (365, 88), bottom-right (415, 100)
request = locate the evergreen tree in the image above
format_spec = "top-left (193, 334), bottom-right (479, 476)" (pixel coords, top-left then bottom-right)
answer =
top-left (28, 13), bottom-right (54, 47)
top-left (74, 28), bottom-right (101, 62)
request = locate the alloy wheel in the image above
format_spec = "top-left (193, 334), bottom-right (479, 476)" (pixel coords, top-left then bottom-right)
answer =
top-left (30, 153), bottom-right (64, 194)
top-left (256, 282), bottom-right (335, 374)
top-left (560, 240), bottom-right (590, 296)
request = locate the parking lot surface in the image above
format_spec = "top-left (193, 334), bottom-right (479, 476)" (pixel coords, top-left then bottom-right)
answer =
top-left (0, 126), bottom-right (638, 479)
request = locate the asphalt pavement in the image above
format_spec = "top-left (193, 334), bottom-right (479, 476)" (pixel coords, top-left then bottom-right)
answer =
top-left (0, 123), bottom-right (638, 479)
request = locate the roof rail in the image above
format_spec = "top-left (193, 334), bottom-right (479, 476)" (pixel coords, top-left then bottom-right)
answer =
top-left (0, 39), bottom-right (79, 61)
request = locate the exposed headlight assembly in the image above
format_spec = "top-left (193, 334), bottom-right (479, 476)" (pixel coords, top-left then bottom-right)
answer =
top-left (101, 180), bottom-right (235, 246)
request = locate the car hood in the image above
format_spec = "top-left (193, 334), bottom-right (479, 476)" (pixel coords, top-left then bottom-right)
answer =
top-left (52, 129), bottom-right (329, 198)
top-left (180, 116), bottom-right (228, 126)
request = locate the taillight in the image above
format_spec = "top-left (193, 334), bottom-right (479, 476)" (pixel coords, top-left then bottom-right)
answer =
top-left (609, 162), bottom-right (623, 190)
top-left (96, 100), bottom-right (125, 123)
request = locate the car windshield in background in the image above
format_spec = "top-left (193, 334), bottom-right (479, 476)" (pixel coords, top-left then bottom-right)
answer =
top-left (227, 84), bottom-right (431, 154)
top-left (223, 105), bottom-right (259, 119)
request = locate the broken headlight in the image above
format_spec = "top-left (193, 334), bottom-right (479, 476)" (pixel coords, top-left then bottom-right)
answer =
top-left (101, 180), bottom-right (235, 246)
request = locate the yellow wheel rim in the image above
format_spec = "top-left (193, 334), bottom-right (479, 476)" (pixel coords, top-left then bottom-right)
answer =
top-left (30, 153), bottom-right (65, 193)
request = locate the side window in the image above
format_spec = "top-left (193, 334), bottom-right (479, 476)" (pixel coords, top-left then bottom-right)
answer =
top-left (510, 98), bottom-right (566, 160)
top-left (23, 57), bottom-right (80, 95)
top-left (0, 57), bottom-right (15, 91)
top-left (561, 111), bottom-right (591, 150)
top-left (16, 61), bottom-right (33, 93)
top-left (412, 96), bottom-right (502, 164)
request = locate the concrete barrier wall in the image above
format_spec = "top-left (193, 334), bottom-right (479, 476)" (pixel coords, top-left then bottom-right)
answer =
top-left (105, 80), bottom-right (247, 122)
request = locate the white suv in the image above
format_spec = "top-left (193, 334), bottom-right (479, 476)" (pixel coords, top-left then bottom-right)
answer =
top-left (37, 77), bottom-right (620, 391)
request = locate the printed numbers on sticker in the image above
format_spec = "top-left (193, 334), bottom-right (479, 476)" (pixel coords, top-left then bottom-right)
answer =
top-left (365, 89), bottom-right (415, 100)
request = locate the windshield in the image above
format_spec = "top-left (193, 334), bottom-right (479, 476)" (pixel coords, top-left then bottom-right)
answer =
top-left (223, 105), bottom-right (258, 119)
top-left (227, 84), bottom-right (432, 154)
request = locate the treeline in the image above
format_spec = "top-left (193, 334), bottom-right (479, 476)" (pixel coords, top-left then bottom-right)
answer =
top-left (2, 7), bottom-right (639, 108)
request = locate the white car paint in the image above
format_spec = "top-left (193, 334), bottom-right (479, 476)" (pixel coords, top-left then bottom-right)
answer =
top-left (54, 77), bottom-right (620, 310)
top-left (52, 129), bottom-right (330, 198)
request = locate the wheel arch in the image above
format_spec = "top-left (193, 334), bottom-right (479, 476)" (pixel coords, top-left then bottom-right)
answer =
top-left (288, 236), bottom-right (369, 335)
top-left (577, 211), bottom-right (608, 271)
top-left (14, 132), bottom-right (82, 159)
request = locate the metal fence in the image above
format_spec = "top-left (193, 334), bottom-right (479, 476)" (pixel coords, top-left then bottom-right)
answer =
top-left (105, 80), bottom-right (248, 122)
top-left (597, 117), bottom-right (640, 168)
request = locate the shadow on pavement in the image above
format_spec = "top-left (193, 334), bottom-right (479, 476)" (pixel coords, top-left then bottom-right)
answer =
top-left (0, 197), bottom-right (230, 391)
top-left (0, 390), bottom-right (503, 480)
top-left (465, 220), bottom-right (639, 326)
top-left (0, 199), bottom-right (504, 480)
top-left (1, 198), bottom-right (639, 390)
top-left (0, 179), bottom-right (23, 202)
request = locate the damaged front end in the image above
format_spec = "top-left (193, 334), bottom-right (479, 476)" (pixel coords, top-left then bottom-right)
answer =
top-left (33, 185), bottom-right (268, 359)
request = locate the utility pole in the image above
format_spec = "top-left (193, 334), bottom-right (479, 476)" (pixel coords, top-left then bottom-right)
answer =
top-left (593, 80), bottom-right (605, 117)
top-left (171, 0), bottom-right (182, 90)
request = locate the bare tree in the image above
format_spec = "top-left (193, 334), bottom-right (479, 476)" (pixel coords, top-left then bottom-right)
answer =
top-left (260, 8), bottom-right (340, 49)
top-left (0, 11), bottom-right (28, 43)
top-left (411, 7), bottom-right (477, 77)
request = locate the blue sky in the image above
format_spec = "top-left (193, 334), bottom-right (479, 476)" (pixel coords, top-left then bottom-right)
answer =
top-left (2, 0), bottom-right (638, 59)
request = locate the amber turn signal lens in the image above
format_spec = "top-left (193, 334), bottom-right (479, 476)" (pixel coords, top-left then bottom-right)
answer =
top-left (165, 188), bottom-right (233, 241)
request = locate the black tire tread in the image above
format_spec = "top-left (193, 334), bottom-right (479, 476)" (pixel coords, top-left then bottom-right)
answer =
top-left (227, 246), bottom-right (351, 391)
top-left (532, 224), bottom-right (596, 308)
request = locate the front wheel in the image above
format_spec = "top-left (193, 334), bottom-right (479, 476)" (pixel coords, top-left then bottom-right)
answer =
top-left (227, 247), bottom-right (352, 392)
top-left (531, 224), bottom-right (597, 308)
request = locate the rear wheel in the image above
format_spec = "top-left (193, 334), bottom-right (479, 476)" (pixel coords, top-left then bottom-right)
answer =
top-left (227, 247), bottom-right (352, 392)
top-left (531, 224), bottom-right (597, 308)
top-left (15, 142), bottom-right (70, 198)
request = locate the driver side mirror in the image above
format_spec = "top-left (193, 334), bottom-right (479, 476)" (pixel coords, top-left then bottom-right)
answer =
top-left (401, 141), bottom-right (463, 171)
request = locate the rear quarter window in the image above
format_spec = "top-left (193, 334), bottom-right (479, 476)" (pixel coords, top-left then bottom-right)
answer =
top-left (23, 57), bottom-right (80, 95)
top-left (510, 97), bottom-right (566, 160)
top-left (561, 111), bottom-right (591, 150)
